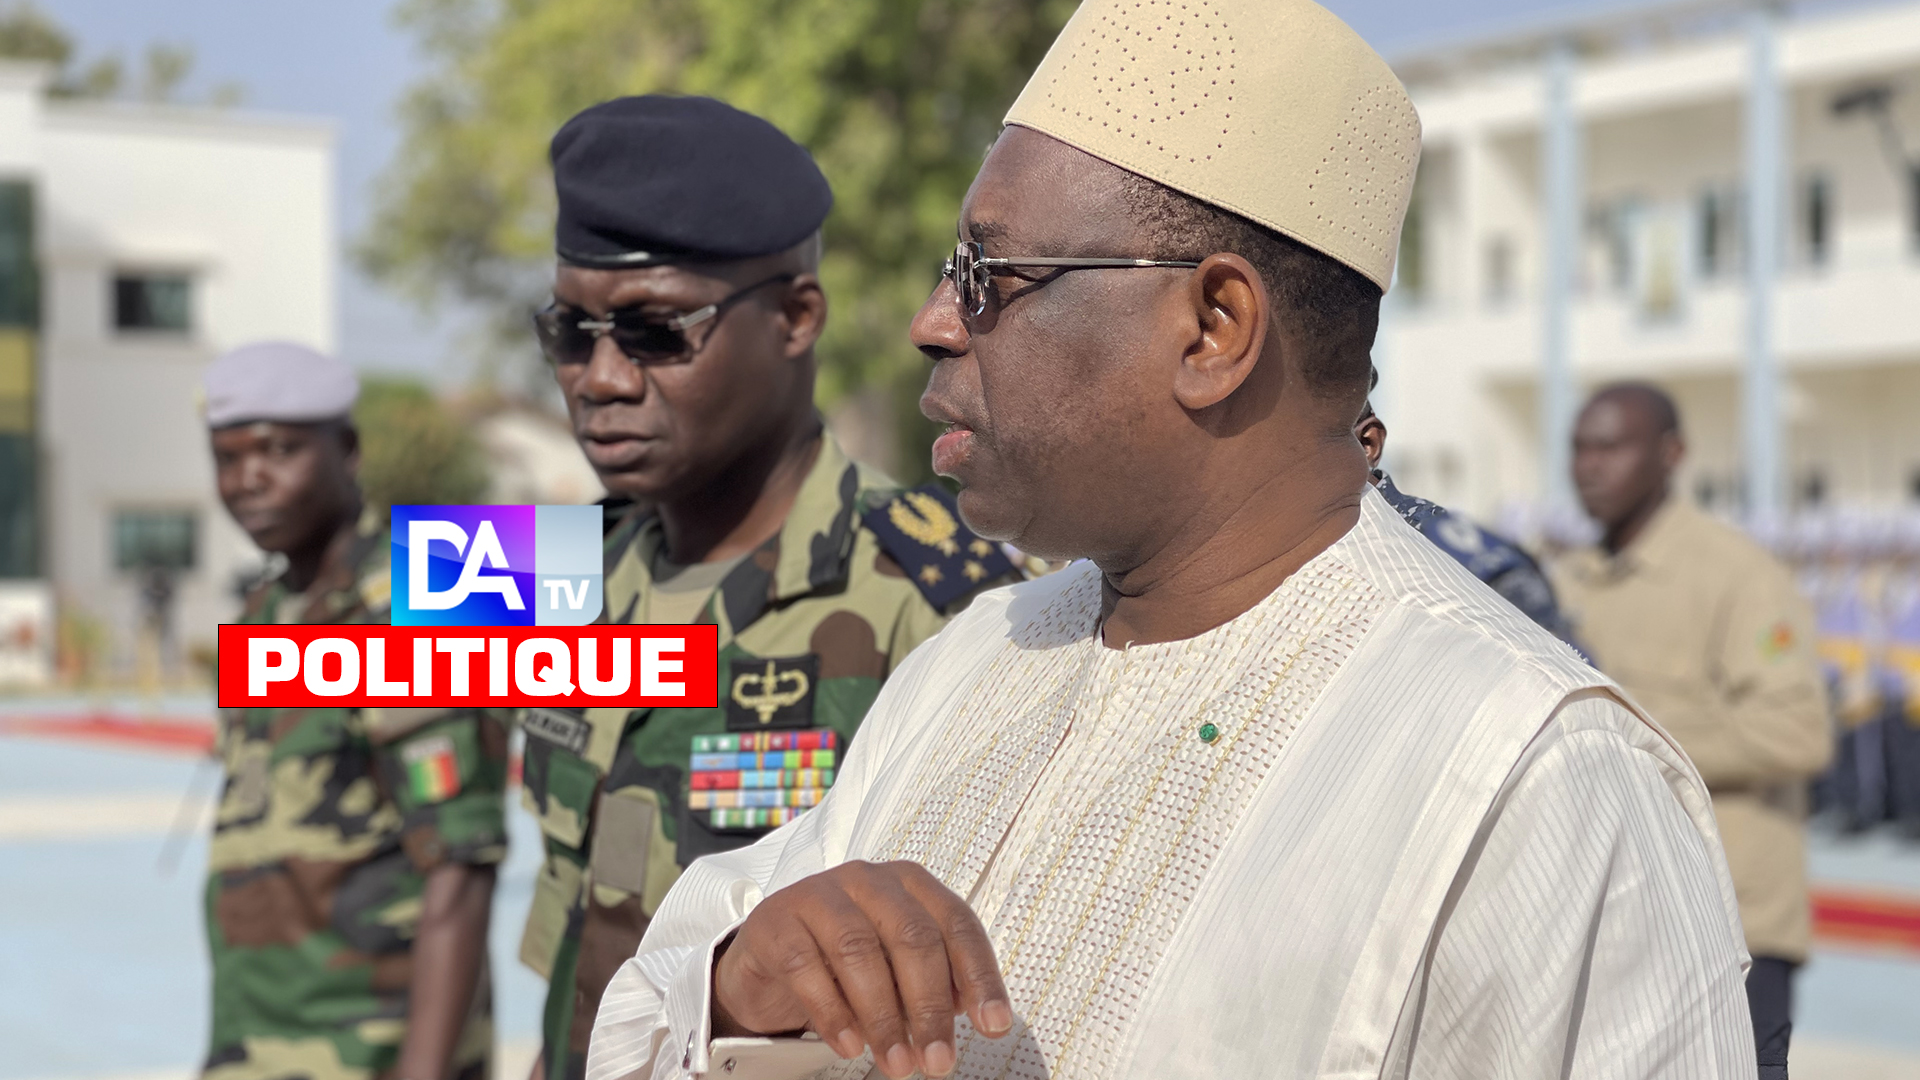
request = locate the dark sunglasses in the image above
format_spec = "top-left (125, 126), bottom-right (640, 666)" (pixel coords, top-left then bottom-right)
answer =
top-left (939, 240), bottom-right (1200, 318)
top-left (533, 273), bottom-right (795, 367)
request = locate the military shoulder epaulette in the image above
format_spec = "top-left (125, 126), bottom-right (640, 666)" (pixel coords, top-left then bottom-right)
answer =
top-left (860, 483), bottom-right (1014, 610)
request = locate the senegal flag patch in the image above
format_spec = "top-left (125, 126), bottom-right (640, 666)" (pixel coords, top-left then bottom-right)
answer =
top-left (1759, 620), bottom-right (1797, 661)
top-left (401, 735), bottom-right (461, 804)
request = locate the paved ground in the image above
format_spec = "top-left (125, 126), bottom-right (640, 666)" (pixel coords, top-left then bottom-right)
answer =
top-left (0, 725), bottom-right (548, 1080)
top-left (3, 701), bottom-right (1918, 1079)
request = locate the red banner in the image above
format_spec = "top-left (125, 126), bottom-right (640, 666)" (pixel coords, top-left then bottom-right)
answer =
top-left (216, 624), bottom-right (719, 709)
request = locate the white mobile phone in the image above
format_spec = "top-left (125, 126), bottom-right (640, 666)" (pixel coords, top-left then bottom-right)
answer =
top-left (706, 1033), bottom-right (848, 1080)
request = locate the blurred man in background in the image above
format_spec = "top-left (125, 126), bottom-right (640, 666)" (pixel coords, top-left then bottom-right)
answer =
top-left (519, 95), bottom-right (1017, 1080)
top-left (1353, 368), bottom-right (1576, 644)
top-left (1554, 382), bottom-right (1831, 1079)
top-left (201, 342), bottom-right (507, 1080)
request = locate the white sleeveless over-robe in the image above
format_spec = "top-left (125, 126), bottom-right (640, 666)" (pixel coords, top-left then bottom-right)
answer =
top-left (588, 489), bottom-right (1756, 1080)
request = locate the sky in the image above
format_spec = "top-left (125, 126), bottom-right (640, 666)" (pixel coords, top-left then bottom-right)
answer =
top-left (18, 0), bottom-right (1817, 384)
top-left (32, 0), bottom-right (471, 381)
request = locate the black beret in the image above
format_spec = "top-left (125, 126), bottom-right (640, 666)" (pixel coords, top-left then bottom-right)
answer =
top-left (550, 95), bottom-right (833, 268)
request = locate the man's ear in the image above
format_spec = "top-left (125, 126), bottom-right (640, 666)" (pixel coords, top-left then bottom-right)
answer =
top-left (1355, 413), bottom-right (1388, 469)
top-left (337, 421), bottom-right (362, 477)
top-left (1172, 253), bottom-right (1268, 412)
top-left (780, 273), bottom-right (829, 360)
top-left (1660, 430), bottom-right (1685, 473)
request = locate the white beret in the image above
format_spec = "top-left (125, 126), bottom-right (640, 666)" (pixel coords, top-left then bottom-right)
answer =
top-left (202, 341), bottom-right (358, 428)
top-left (1005, 0), bottom-right (1422, 291)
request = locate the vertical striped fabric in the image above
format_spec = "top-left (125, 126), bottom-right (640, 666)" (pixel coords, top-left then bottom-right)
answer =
top-left (588, 488), bottom-right (1756, 1080)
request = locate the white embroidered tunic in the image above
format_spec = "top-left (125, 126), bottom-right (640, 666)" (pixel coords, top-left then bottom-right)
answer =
top-left (588, 489), bottom-right (1757, 1080)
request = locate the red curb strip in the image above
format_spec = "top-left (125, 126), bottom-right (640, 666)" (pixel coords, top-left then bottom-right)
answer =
top-left (0, 715), bottom-right (216, 754)
top-left (1812, 888), bottom-right (1920, 957)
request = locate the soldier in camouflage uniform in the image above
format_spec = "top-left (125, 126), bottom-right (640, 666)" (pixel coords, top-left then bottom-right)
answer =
top-left (520, 97), bottom-right (1018, 1080)
top-left (202, 342), bottom-right (509, 1080)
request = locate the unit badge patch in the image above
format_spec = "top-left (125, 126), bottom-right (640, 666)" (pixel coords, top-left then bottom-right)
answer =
top-left (726, 654), bottom-right (818, 730)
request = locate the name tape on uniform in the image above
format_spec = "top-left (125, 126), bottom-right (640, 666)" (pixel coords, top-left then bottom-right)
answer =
top-left (215, 625), bottom-right (719, 708)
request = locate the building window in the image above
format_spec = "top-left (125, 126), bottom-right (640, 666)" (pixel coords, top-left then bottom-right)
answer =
top-left (113, 509), bottom-right (196, 571)
top-left (0, 181), bottom-right (35, 329)
top-left (1801, 173), bottom-right (1831, 267)
top-left (1639, 209), bottom-right (1686, 322)
top-left (1604, 203), bottom-right (1634, 292)
top-left (1591, 196), bottom-right (1660, 294)
top-left (0, 182), bottom-right (36, 579)
top-left (1694, 475), bottom-right (1720, 509)
top-left (1485, 236), bottom-right (1515, 305)
top-left (1796, 469), bottom-right (1828, 509)
top-left (1396, 179), bottom-right (1426, 302)
top-left (1697, 185), bottom-right (1740, 279)
top-left (1696, 473), bottom-right (1749, 512)
top-left (1910, 166), bottom-right (1920, 254)
top-left (112, 272), bottom-right (191, 333)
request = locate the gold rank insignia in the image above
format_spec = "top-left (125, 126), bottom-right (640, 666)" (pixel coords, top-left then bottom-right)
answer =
top-left (863, 484), bottom-right (1016, 610)
top-left (889, 490), bottom-right (962, 556)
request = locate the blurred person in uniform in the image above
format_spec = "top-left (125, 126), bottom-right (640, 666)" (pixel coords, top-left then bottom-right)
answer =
top-left (1809, 517), bottom-right (1890, 830)
top-left (201, 342), bottom-right (509, 1080)
top-left (1352, 368), bottom-right (1577, 644)
top-left (141, 566), bottom-right (177, 675)
top-left (1554, 382), bottom-right (1830, 1079)
top-left (1880, 518), bottom-right (1920, 834)
top-left (519, 96), bottom-right (1019, 1080)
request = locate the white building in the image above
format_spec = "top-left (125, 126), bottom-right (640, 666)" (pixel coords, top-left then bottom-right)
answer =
top-left (0, 60), bottom-right (334, 681)
top-left (1380, 0), bottom-right (1920, 531)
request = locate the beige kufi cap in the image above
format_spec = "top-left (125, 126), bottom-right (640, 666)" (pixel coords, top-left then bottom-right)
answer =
top-left (1005, 0), bottom-right (1421, 290)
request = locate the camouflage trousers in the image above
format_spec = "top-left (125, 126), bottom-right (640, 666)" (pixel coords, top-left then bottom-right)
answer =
top-left (202, 871), bottom-right (495, 1080)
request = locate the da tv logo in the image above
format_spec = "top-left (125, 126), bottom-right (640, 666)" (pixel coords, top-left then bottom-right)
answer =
top-left (392, 505), bottom-right (603, 626)
top-left (216, 503), bottom-right (717, 711)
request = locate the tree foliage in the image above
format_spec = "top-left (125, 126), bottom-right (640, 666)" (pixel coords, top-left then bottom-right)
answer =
top-left (363, 0), bottom-right (1077, 476)
top-left (0, 3), bottom-right (242, 103)
top-left (354, 377), bottom-right (491, 507)
top-left (0, 3), bottom-right (67, 66)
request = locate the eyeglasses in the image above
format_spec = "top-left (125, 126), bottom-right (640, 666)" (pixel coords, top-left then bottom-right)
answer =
top-left (532, 273), bottom-right (795, 367)
top-left (939, 240), bottom-right (1201, 318)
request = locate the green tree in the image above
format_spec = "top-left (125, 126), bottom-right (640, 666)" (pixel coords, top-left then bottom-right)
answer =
top-left (354, 377), bottom-right (492, 507)
top-left (363, 0), bottom-right (1076, 481)
top-left (0, 3), bottom-right (67, 66)
top-left (0, 3), bottom-right (241, 104)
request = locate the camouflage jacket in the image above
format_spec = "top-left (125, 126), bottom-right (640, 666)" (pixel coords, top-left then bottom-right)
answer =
top-left (205, 508), bottom-right (509, 1080)
top-left (520, 431), bottom-right (1017, 1080)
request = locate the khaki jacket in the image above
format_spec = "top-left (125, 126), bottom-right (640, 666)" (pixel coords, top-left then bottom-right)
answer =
top-left (1554, 498), bottom-right (1831, 961)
